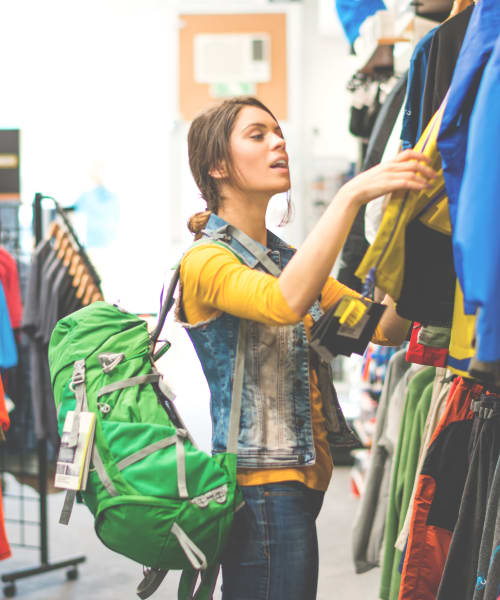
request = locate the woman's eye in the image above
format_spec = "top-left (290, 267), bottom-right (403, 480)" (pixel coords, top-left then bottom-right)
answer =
top-left (250, 134), bottom-right (264, 140)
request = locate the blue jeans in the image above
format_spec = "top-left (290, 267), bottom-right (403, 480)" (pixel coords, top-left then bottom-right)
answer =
top-left (221, 482), bottom-right (325, 600)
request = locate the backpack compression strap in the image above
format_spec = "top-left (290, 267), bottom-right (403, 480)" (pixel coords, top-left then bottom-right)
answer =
top-left (59, 360), bottom-right (90, 525)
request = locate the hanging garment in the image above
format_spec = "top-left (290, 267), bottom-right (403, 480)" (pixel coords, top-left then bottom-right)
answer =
top-left (453, 31), bottom-right (500, 363)
top-left (349, 77), bottom-right (384, 139)
top-left (469, 359), bottom-right (500, 391)
top-left (396, 218), bottom-right (455, 325)
top-left (0, 375), bottom-right (11, 560)
top-left (438, 0), bottom-right (500, 233)
top-left (352, 349), bottom-right (411, 573)
top-left (335, 0), bottom-right (386, 45)
top-left (448, 279), bottom-right (476, 377)
top-left (394, 369), bottom-right (452, 553)
top-left (0, 480), bottom-right (11, 561)
top-left (420, 4), bottom-right (474, 133)
top-left (337, 205), bottom-right (368, 293)
top-left (400, 27), bottom-right (438, 150)
top-left (417, 324), bottom-right (451, 349)
top-left (397, 376), bottom-right (481, 600)
top-left (473, 456), bottom-right (500, 600)
top-left (338, 74), bottom-right (409, 292)
top-left (356, 102), bottom-right (455, 327)
top-left (363, 73), bottom-right (408, 171)
top-left (22, 240), bottom-right (59, 445)
top-left (406, 323), bottom-right (448, 367)
top-left (379, 367), bottom-right (435, 600)
top-left (0, 282), bottom-right (17, 369)
top-left (0, 247), bottom-right (23, 329)
top-left (74, 185), bottom-right (119, 249)
top-left (437, 393), bottom-right (500, 600)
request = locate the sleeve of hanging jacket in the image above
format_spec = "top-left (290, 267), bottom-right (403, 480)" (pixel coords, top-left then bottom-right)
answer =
top-left (454, 34), bottom-right (500, 363)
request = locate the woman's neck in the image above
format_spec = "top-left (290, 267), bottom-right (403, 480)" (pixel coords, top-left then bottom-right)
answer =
top-left (217, 190), bottom-right (269, 247)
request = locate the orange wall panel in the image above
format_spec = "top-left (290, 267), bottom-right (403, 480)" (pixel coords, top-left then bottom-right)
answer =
top-left (179, 13), bottom-right (287, 121)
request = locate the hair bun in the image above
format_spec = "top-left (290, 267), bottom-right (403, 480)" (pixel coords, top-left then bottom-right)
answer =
top-left (187, 210), bottom-right (212, 239)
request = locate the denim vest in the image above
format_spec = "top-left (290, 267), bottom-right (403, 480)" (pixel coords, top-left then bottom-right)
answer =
top-left (177, 214), bottom-right (360, 469)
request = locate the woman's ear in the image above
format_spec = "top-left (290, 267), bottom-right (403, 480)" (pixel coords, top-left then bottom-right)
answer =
top-left (209, 161), bottom-right (228, 179)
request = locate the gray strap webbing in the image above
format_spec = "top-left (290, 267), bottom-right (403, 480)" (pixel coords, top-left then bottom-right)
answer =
top-left (68, 360), bottom-right (88, 447)
top-left (171, 523), bottom-right (207, 570)
top-left (228, 227), bottom-right (281, 277)
top-left (92, 445), bottom-right (118, 497)
top-left (226, 321), bottom-right (248, 455)
top-left (176, 430), bottom-right (189, 498)
top-left (115, 434), bottom-right (179, 471)
top-left (115, 429), bottom-right (188, 498)
top-left (97, 374), bottom-right (160, 399)
top-left (59, 490), bottom-right (77, 525)
top-left (60, 360), bottom-right (89, 525)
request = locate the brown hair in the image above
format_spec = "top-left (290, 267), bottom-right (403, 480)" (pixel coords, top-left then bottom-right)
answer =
top-left (187, 96), bottom-right (292, 238)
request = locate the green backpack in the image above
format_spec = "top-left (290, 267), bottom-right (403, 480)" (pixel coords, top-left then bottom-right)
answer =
top-left (48, 267), bottom-right (245, 599)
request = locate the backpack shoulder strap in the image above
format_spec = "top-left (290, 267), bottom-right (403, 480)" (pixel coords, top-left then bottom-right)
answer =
top-left (149, 235), bottom-right (245, 354)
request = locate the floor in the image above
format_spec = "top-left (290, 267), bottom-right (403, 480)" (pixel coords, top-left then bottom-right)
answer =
top-left (0, 467), bottom-right (380, 600)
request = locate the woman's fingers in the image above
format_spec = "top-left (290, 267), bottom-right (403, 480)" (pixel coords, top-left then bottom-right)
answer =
top-left (397, 162), bottom-right (437, 179)
top-left (393, 149), bottom-right (431, 164)
top-left (344, 148), bottom-right (440, 206)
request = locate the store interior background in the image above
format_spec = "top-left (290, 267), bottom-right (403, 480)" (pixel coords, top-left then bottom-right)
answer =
top-left (1, 0), bottom-right (376, 450)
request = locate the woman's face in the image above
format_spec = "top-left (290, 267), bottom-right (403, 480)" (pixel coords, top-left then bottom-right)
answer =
top-left (225, 105), bottom-right (290, 197)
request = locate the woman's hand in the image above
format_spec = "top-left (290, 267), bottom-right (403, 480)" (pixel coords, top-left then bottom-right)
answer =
top-left (340, 149), bottom-right (437, 207)
top-left (278, 150), bottom-right (437, 319)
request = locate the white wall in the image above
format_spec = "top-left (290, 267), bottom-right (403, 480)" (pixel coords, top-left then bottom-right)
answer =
top-left (0, 0), bottom-right (359, 309)
top-left (0, 0), bottom-right (362, 449)
top-left (1, 0), bottom-right (177, 311)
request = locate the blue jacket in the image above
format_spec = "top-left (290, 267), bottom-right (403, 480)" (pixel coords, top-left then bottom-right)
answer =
top-left (437, 0), bottom-right (500, 234)
top-left (177, 214), bottom-right (359, 468)
top-left (400, 27), bottom-right (437, 150)
top-left (437, 0), bottom-right (500, 363)
top-left (454, 33), bottom-right (500, 363)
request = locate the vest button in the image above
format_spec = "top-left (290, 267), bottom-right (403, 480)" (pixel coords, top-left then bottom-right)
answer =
top-left (296, 338), bottom-right (303, 347)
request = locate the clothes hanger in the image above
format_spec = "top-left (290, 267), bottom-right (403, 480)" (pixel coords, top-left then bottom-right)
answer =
top-left (76, 273), bottom-right (90, 300)
top-left (48, 221), bottom-right (61, 239)
top-left (69, 254), bottom-right (82, 277)
top-left (56, 236), bottom-right (70, 261)
top-left (91, 291), bottom-right (104, 303)
top-left (448, 0), bottom-right (474, 18)
top-left (83, 283), bottom-right (97, 306)
top-left (53, 228), bottom-right (69, 252)
top-left (63, 245), bottom-right (75, 268)
top-left (73, 263), bottom-right (86, 288)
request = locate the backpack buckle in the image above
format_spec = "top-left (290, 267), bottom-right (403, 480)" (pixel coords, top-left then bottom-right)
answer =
top-left (190, 483), bottom-right (228, 509)
top-left (72, 360), bottom-right (86, 386)
top-left (98, 353), bottom-right (125, 374)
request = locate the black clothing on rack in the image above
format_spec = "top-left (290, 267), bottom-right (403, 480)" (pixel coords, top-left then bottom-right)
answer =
top-left (420, 5), bottom-right (474, 132)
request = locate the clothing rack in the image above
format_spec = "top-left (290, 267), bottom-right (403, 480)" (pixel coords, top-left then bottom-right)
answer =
top-left (0, 193), bottom-right (86, 598)
top-left (35, 193), bottom-right (102, 292)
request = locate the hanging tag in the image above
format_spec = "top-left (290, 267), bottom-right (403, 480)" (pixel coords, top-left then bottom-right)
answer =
top-left (334, 297), bottom-right (369, 326)
top-left (310, 295), bottom-right (386, 360)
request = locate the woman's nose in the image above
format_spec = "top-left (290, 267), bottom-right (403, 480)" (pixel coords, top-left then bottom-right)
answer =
top-left (270, 133), bottom-right (286, 149)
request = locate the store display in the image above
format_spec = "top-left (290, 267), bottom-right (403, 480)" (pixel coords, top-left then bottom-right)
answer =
top-left (351, 2), bottom-right (500, 599)
top-left (0, 1), bottom-right (497, 598)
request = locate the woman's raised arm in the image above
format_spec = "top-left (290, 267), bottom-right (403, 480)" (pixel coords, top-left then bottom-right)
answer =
top-left (278, 149), bottom-right (437, 318)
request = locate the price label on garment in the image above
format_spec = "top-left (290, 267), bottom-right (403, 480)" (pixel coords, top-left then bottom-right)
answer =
top-left (334, 296), bottom-right (369, 327)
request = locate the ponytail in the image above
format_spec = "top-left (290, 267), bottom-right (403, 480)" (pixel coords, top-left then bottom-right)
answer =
top-left (187, 210), bottom-right (212, 240)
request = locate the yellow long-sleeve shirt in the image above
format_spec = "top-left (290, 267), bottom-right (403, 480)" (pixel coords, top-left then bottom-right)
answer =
top-left (180, 243), bottom-right (389, 492)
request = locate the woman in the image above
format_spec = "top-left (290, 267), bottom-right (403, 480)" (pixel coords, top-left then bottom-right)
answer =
top-left (178, 96), bottom-right (436, 600)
